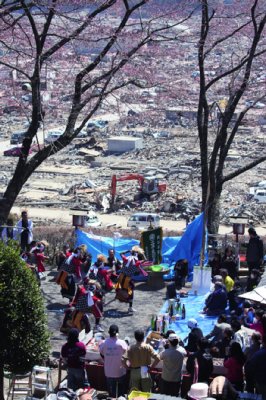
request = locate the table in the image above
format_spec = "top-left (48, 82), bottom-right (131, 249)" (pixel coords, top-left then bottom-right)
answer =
top-left (147, 269), bottom-right (170, 289)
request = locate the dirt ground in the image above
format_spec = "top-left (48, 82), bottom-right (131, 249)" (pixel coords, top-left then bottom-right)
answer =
top-left (43, 267), bottom-right (167, 359)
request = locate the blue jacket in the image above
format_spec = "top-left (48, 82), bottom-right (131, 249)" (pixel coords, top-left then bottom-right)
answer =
top-left (205, 288), bottom-right (227, 311)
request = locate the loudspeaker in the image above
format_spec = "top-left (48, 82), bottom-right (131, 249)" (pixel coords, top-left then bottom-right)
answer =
top-left (166, 282), bottom-right (176, 299)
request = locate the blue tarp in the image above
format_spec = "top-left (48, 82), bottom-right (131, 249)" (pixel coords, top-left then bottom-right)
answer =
top-left (75, 230), bottom-right (139, 261)
top-left (75, 214), bottom-right (206, 279)
top-left (75, 230), bottom-right (182, 263)
top-left (160, 293), bottom-right (216, 340)
top-left (164, 213), bottom-right (206, 278)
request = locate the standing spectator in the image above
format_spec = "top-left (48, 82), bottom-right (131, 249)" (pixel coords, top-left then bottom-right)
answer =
top-left (186, 338), bottom-right (213, 383)
top-left (152, 333), bottom-right (184, 396)
top-left (16, 211), bottom-right (33, 251)
top-left (224, 342), bottom-right (245, 391)
top-left (122, 329), bottom-right (160, 392)
top-left (185, 319), bottom-right (203, 353)
top-left (61, 328), bottom-right (87, 391)
top-left (99, 324), bottom-right (128, 398)
top-left (174, 259), bottom-right (188, 289)
top-left (1, 217), bottom-right (17, 243)
top-left (209, 253), bottom-right (222, 277)
top-left (205, 314), bottom-right (231, 345)
top-left (245, 335), bottom-right (266, 400)
top-left (246, 227), bottom-right (264, 272)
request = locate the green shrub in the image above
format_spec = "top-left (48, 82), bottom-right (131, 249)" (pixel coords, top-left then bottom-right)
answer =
top-left (0, 241), bottom-right (50, 375)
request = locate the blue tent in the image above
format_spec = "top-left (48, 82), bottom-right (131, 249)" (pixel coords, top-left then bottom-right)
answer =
top-left (75, 230), bottom-right (139, 261)
top-left (75, 214), bottom-right (206, 280)
top-left (164, 213), bottom-right (206, 278)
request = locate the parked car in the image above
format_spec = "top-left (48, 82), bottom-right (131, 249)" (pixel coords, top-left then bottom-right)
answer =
top-left (44, 130), bottom-right (63, 144)
top-left (4, 146), bottom-right (33, 157)
top-left (10, 131), bottom-right (27, 144)
top-left (86, 120), bottom-right (108, 132)
top-left (254, 189), bottom-right (266, 203)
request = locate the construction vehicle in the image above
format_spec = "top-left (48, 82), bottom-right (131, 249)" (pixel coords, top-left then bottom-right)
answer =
top-left (110, 173), bottom-right (167, 205)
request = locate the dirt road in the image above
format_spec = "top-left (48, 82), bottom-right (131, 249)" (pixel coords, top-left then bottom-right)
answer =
top-left (11, 205), bottom-right (266, 235)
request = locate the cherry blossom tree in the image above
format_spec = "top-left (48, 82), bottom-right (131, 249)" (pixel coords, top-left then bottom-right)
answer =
top-left (0, 0), bottom-right (193, 224)
top-left (196, 0), bottom-right (266, 233)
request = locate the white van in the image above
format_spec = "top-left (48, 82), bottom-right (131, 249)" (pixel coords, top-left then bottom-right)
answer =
top-left (127, 213), bottom-right (160, 229)
top-left (254, 189), bottom-right (266, 203)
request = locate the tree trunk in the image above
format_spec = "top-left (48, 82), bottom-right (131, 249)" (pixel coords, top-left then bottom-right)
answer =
top-left (0, 173), bottom-right (25, 226)
top-left (207, 190), bottom-right (222, 234)
top-left (0, 363), bottom-right (5, 400)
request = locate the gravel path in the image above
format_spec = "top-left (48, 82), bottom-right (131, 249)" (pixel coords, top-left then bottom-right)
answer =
top-left (43, 268), bottom-right (167, 359)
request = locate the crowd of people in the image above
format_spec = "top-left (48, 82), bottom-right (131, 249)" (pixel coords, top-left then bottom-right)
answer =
top-left (59, 229), bottom-right (265, 400)
top-left (1, 211), bottom-right (265, 399)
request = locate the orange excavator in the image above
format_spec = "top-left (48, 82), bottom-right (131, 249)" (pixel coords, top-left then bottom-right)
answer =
top-left (110, 173), bottom-right (167, 205)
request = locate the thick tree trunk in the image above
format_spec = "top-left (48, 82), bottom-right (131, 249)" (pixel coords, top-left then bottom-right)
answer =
top-left (207, 190), bottom-right (222, 234)
top-left (0, 363), bottom-right (5, 400)
top-left (0, 172), bottom-right (25, 226)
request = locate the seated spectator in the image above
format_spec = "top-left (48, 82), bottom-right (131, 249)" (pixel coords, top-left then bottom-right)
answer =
top-left (205, 314), bottom-right (231, 345)
top-left (246, 268), bottom-right (261, 292)
top-left (221, 247), bottom-right (238, 279)
top-left (204, 282), bottom-right (227, 316)
top-left (245, 309), bottom-right (265, 336)
top-left (209, 376), bottom-right (238, 400)
top-left (242, 300), bottom-right (255, 323)
top-left (216, 327), bottom-right (234, 358)
top-left (186, 338), bottom-right (213, 383)
top-left (185, 318), bottom-right (203, 353)
top-left (224, 342), bottom-right (246, 391)
top-left (230, 319), bottom-right (250, 351)
top-left (220, 269), bottom-right (234, 293)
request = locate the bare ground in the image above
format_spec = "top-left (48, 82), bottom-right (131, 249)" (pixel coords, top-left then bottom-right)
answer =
top-left (43, 268), bottom-right (167, 359)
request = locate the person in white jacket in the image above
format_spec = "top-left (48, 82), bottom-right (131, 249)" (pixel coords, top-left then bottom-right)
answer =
top-left (16, 211), bottom-right (33, 250)
top-left (1, 217), bottom-right (17, 243)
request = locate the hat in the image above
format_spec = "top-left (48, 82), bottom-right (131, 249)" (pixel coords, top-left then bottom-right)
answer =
top-left (187, 383), bottom-right (209, 399)
top-left (187, 318), bottom-right (198, 329)
top-left (168, 333), bottom-right (179, 341)
top-left (109, 324), bottom-right (119, 336)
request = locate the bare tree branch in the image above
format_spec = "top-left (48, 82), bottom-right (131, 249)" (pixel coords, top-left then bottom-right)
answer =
top-left (222, 156), bottom-right (266, 184)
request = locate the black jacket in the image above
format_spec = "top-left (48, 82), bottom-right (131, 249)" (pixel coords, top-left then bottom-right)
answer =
top-left (186, 350), bottom-right (213, 382)
top-left (246, 236), bottom-right (264, 263)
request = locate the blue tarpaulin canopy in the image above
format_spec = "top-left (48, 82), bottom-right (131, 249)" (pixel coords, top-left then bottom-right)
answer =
top-left (164, 213), bottom-right (206, 276)
top-left (75, 213), bottom-right (206, 274)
